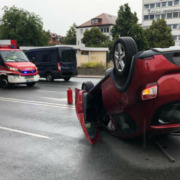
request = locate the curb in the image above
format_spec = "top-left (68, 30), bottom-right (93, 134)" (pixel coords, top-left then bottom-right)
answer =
top-left (75, 75), bottom-right (104, 79)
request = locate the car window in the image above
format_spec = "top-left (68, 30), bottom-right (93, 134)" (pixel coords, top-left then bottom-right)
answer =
top-left (60, 50), bottom-right (76, 62)
top-left (1, 51), bottom-right (29, 62)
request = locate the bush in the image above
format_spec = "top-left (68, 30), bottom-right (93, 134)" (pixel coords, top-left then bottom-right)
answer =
top-left (80, 62), bottom-right (105, 69)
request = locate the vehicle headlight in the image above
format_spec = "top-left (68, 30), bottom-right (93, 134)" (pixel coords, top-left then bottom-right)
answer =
top-left (7, 66), bottom-right (19, 71)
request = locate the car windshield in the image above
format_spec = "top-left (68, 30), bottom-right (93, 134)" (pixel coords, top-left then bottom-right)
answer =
top-left (0, 50), bottom-right (29, 62)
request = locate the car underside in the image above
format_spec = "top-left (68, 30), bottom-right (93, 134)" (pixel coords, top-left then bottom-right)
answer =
top-left (75, 37), bottom-right (180, 144)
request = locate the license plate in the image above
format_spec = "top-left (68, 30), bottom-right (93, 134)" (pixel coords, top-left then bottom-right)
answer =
top-left (26, 79), bottom-right (34, 82)
top-left (25, 76), bottom-right (34, 79)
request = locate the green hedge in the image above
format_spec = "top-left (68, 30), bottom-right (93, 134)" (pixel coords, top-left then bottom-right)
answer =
top-left (79, 62), bottom-right (105, 69)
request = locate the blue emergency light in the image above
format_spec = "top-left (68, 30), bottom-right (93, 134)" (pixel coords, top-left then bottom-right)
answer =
top-left (11, 45), bottom-right (15, 49)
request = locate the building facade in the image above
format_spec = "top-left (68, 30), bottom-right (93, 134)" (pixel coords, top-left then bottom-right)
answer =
top-left (142, 0), bottom-right (180, 46)
top-left (49, 32), bottom-right (62, 45)
top-left (76, 13), bottom-right (117, 46)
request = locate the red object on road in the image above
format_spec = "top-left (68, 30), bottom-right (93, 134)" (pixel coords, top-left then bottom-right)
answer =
top-left (67, 87), bottom-right (73, 104)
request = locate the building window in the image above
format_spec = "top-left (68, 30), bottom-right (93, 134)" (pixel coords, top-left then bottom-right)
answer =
top-left (101, 28), bottom-right (103, 32)
top-left (81, 51), bottom-right (89, 55)
top-left (81, 29), bottom-right (83, 34)
top-left (178, 35), bottom-right (180, 40)
top-left (167, 25), bottom-right (172, 28)
top-left (173, 12), bottom-right (179, 18)
top-left (174, 36), bottom-right (178, 41)
top-left (104, 28), bottom-right (107, 33)
top-left (162, 2), bottom-right (167, 7)
top-left (168, 1), bottom-right (173, 6)
top-left (174, 0), bottom-right (179, 6)
top-left (167, 13), bottom-right (172, 18)
top-left (173, 24), bottom-right (178, 29)
top-left (156, 3), bottom-right (161, 7)
top-left (144, 15), bottom-right (149, 20)
top-left (161, 14), bottom-right (166, 18)
top-left (150, 15), bottom-right (154, 20)
top-left (144, 4), bottom-right (149, 9)
top-left (107, 28), bottom-right (109, 33)
top-left (155, 14), bottom-right (160, 19)
top-left (91, 19), bottom-right (99, 24)
top-left (150, 4), bottom-right (155, 8)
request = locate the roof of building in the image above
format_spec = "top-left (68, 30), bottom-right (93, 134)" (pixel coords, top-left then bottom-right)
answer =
top-left (50, 32), bottom-right (62, 38)
top-left (76, 13), bottom-right (117, 28)
top-left (20, 45), bottom-right (109, 52)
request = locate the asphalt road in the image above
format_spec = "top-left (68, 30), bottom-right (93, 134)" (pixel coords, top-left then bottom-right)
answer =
top-left (0, 77), bottom-right (180, 180)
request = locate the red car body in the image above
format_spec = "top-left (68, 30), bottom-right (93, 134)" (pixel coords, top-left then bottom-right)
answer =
top-left (75, 47), bottom-right (180, 144)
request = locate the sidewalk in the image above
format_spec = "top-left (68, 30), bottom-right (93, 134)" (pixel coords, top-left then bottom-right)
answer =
top-left (76, 75), bottom-right (104, 78)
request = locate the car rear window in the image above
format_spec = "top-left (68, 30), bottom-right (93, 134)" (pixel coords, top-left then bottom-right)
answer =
top-left (60, 50), bottom-right (76, 62)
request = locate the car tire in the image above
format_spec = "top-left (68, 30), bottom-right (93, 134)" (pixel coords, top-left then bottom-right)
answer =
top-left (113, 37), bottom-right (138, 77)
top-left (81, 81), bottom-right (94, 92)
top-left (26, 82), bottom-right (36, 87)
top-left (46, 73), bottom-right (54, 82)
top-left (64, 77), bottom-right (71, 82)
top-left (0, 76), bottom-right (10, 88)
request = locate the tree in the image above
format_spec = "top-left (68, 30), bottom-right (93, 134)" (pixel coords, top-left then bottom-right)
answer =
top-left (111, 3), bottom-right (149, 51)
top-left (63, 23), bottom-right (76, 45)
top-left (145, 18), bottom-right (174, 48)
top-left (82, 27), bottom-right (107, 46)
top-left (0, 6), bottom-right (50, 47)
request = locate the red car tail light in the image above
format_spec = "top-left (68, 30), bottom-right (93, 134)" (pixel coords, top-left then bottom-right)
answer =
top-left (57, 62), bottom-right (61, 72)
top-left (140, 83), bottom-right (158, 101)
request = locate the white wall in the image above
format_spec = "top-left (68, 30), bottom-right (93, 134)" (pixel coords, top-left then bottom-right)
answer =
top-left (142, 0), bottom-right (180, 46)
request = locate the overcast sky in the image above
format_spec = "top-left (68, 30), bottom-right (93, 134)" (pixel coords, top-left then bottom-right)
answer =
top-left (0, 0), bottom-right (143, 36)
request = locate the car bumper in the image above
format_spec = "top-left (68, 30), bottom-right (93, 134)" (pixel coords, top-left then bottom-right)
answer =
top-left (8, 74), bottom-right (40, 84)
top-left (60, 70), bottom-right (78, 77)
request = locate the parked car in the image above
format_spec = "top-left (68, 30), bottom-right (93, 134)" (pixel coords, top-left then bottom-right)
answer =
top-left (0, 47), bottom-right (39, 88)
top-left (25, 47), bottom-right (78, 82)
top-left (75, 37), bottom-right (180, 144)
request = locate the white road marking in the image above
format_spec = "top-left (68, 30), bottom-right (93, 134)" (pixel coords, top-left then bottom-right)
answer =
top-left (0, 97), bottom-right (75, 109)
top-left (43, 97), bottom-right (74, 102)
top-left (37, 90), bottom-right (65, 93)
top-left (0, 126), bottom-right (50, 139)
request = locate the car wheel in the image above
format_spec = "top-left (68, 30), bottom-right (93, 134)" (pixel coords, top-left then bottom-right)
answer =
top-left (26, 82), bottom-right (36, 87)
top-left (64, 77), bottom-right (71, 82)
top-left (113, 37), bottom-right (138, 77)
top-left (82, 81), bottom-right (94, 92)
top-left (0, 76), bottom-right (10, 88)
top-left (46, 73), bottom-right (54, 82)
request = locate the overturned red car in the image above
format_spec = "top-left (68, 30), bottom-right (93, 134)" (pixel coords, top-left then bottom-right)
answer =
top-left (75, 37), bottom-right (180, 144)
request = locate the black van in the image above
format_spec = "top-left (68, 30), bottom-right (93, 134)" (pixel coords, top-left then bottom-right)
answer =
top-left (25, 47), bottom-right (78, 82)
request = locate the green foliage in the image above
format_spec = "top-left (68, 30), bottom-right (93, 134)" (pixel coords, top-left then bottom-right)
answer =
top-left (63, 23), bottom-right (76, 44)
top-left (111, 3), bottom-right (149, 51)
top-left (106, 61), bottom-right (114, 69)
top-left (80, 62), bottom-right (105, 69)
top-left (82, 27), bottom-right (107, 46)
top-left (145, 18), bottom-right (175, 48)
top-left (0, 6), bottom-right (50, 47)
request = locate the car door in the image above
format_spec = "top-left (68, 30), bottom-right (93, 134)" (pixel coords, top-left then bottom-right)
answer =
top-left (75, 88), bottom-right (99, 144)
top-left (35, 51), bottom-right (45, 77)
